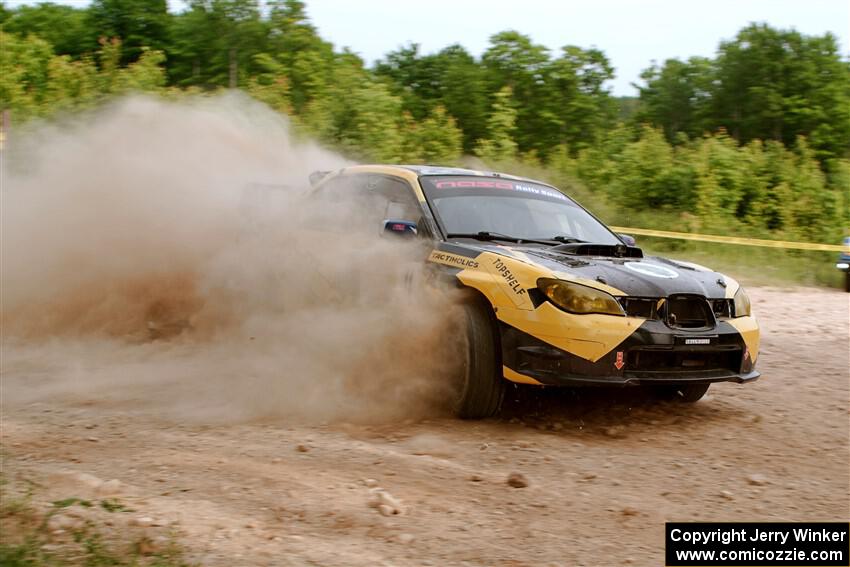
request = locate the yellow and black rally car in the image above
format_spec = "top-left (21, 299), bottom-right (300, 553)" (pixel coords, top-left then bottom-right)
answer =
top-left (310, 165), bottom-right (760, 418)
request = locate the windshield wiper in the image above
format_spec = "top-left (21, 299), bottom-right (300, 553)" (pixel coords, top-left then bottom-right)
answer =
top-left (445, 232), bottom-right (556, 246)
top-left (550, 235), bottom-right (586, 243)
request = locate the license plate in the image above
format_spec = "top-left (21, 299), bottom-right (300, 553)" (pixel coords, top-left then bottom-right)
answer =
top-left (684, 337), bottom-right (711, 345)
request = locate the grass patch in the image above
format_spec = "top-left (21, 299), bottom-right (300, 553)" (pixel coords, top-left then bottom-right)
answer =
top-left (99, 499), bottom-right (132, 513)
top-left (51, 498), bottom-right (92, 509)
top-left (1, 476), bottom-right (193, 566)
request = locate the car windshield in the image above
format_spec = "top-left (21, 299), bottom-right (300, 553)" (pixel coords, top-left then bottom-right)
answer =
top-left (419, 175), bottom-right (620, 245)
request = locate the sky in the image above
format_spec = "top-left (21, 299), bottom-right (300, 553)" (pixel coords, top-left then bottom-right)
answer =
top-left (6, 0), bottom-right (850, 96)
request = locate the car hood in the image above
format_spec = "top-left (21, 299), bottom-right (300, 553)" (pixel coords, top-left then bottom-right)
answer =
top-left (449, 241), bottom-right (732, 298)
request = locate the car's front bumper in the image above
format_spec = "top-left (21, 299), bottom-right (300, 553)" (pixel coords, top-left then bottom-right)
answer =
top-left (500, 318), bottom-right (760, 387)
top-left (505, 366), bottom-right (761, 387)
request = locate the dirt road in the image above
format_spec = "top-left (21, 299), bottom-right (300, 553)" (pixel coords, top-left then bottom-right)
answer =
top-left (2, 287), bottom-right (848, 566)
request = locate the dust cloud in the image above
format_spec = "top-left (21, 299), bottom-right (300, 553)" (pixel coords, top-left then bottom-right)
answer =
top-left (1, 93), bottom-right (462, 423)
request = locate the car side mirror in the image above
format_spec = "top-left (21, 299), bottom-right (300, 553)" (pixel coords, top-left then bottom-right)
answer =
top-left (383, 219), bottom-right (418, 238)
top-left (618, 233), bottom-right (636, 246)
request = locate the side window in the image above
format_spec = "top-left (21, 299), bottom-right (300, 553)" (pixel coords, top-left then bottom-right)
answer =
top-left (312, 173), bottom-right (426, 235)
top-left (361, 175), bottom-right (420, 222)
top-left (313, 174), bottom-right (356, 201)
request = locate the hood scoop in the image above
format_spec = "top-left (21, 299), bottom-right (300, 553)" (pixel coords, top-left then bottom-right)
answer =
top-left (522, 249), bottom-right (590, 267)
top-left (551, 243), bottom-right (644, 258)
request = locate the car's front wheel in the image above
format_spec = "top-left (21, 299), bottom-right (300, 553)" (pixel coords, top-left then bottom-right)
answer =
top-left (451, 300), bottom-right (505, 419)
top-left (653, 383), bottom-right (710, 403)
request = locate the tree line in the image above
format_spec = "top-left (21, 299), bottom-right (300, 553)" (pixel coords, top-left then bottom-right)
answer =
top-left (1, 0), bottom-right (848, 242)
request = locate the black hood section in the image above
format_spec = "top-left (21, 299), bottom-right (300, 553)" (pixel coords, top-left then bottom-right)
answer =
top-left (527, 249), bottom-right (728, 298)
top-left (440, 239), bottom-right (730, 298)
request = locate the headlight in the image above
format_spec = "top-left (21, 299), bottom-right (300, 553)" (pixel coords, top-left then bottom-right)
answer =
top-left (733, 287), bottom-right (751, 317)
top-left (537, 278), bottom-right (625, 316)
top-left (837, 262), bottom-right (850, 270)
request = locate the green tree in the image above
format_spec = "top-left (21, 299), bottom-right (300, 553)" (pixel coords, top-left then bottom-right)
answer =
top-left (299, 52), bottom-right (407, 161)
top-left (635, 56), bottom-right (713, 142)
top-left (824, 159), bottom-right (850, 233)
top-left (44, 53), bottom-right (99, 112)
top-left (635, 25), bottom-right (850, 161)
top-left (608, 126), bottom-right (694, 210)
top-left (692, 132), bottom-right (747, 224)
top-left (375, 43), bottom-right (488, 153)
top-left (544, 45), bottom-right (616, 153)
top-left (474, 86), bottom-right (518, 163)
top-left (87, 0), bottom-right (170, 65)
top-left (0, 31), bottom-right (54, 119)
top-left (432, 45), bottom-right (489, 153)
top-left (167, 0), bottom-right (267, 88)
top-left (246, 53), bottom-right (291, 114)
top-left (711, 24), bottom-right (850, 160)
top-left (374, 43), bottom-right (440, 121)
top-left (482, 31), bottom-right (550, 156)
top-left (784, 138), bottom-right (836, 239)
top-left (265, 0), bottom-right (335, 112)
top-left (403, 105), bottom-right (463, 165)
top-left (2, 2), bottom-right (94, 57)
top-left (336, 80), bottom-right (405, 162)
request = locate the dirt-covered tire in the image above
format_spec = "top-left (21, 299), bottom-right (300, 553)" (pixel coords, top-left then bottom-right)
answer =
top-left (844, 271), bottom-right (850, 293)
top-left (654, 383), bottom-right (711, 403)
top-left (451, 300), bottom-right (505, 419)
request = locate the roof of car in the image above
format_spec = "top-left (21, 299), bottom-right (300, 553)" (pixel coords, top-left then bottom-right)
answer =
top-left (343, 164), bottom-right (550, 185)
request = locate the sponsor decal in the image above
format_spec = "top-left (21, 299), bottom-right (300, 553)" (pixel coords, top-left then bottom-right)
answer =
top-left (513, 183), bottom-right (570, 201)
top-left (685, 338), bottom-right (711, 345)
top-left (434, 180), bottom-right (570, 201)
top-left (429, 251), bottom-right (479, 269)
top-left (435, 180), bottom-right (514, 189)
top-left (492, 257), bottom-right (526, 296)
top-left (614, 351), bottom-right (625, 370)
top-left (624, 262), bottom-right (679, 279)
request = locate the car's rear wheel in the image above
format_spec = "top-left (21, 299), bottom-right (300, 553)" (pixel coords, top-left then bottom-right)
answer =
top-left (451, 300), bottom-right (505, 419)
top-left (653, 383), bottom-right (710, 403)
top-left (844, 271), bottom-right (850, 293)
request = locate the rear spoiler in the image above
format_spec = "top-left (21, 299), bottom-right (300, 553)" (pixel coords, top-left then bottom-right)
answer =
top-left (309, 170), bottom-right (330, 187)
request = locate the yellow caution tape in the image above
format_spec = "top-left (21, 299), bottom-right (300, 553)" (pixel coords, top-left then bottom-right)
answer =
top-left (609, 226), bottom-right (849, 253)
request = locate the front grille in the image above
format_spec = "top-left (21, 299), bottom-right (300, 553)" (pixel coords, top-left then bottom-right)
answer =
top-left (710, 298), bottom-right (733, 319)
top-left (619, 297), bottom-right (661, 318)
top-left (619, 295), bottom-right (721, 327)
top-left (627, 348), bottom-right (742, 373)
top-left (666, 295), bottom-right (715, 329)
